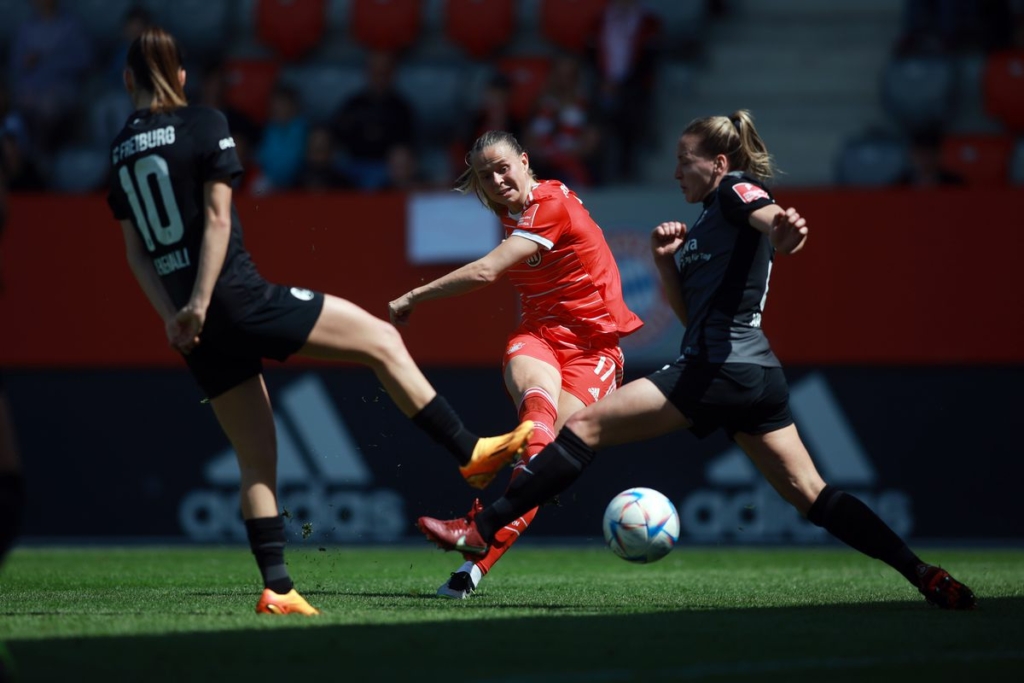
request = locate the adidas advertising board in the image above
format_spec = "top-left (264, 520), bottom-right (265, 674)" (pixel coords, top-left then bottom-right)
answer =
top-left (5, 367), bottom-right (1022, 542)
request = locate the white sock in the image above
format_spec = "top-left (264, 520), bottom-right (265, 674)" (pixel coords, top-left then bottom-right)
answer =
top-left (456, 560), bottom-right (483, 587)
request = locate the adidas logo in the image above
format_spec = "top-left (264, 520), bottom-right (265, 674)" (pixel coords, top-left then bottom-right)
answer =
top-left (179, 374), bottom-right (405, 542)
top-left (678, 373), bottom-right (913, 543)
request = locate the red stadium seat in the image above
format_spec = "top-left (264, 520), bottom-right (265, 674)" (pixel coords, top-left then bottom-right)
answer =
top-left (444, 0), bottom-right (515, 59)
top-left (983, 50), bottom-right (1024, 132)
top-left (256, 0), bottom-right (327, 61)
top-left (496, 56), bottom-right (552, 121)
top-left (540, 0), bottom-right (607, 53)
top-left (940, 134), bottom-right (1014, 186)
top-left (350, 0), bottom-right (423, 52)
top-left (222, 59), bottom-right (280, 125)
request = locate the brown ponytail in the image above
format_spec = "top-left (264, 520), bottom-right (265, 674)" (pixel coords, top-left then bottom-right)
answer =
top-left (683, 109), bottom-right (776, 181)
top-left (126, 26), bottom-right (187, 113)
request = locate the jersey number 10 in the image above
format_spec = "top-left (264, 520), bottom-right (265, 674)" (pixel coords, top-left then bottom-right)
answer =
top-left (118, 154), bottom-right (185, 252)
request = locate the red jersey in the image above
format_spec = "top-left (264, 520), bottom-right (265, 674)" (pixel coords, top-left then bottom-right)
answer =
top-left (502, 180), bottom-right (642, 346)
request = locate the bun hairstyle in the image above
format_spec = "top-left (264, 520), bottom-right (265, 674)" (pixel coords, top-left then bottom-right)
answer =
top-left (682, 109), bottom-right (775, 181)
top-left (126, 26), bottom-right (187, 113)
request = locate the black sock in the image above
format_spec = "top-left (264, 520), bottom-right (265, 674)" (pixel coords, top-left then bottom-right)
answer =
top-left (245, 516), bottom-right (294, 595)
top-left (0, 472), bottom-right (25, 567)
top-left (477, 428), bottom-right (596, 541)
top-left (411, 395), bottom-right (479, 466)
top-left (807, 485), bottom-right (923, 585)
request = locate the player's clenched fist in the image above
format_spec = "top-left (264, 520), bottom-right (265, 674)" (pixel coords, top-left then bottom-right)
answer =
top-left (650, 221), bottom-right (688, 259)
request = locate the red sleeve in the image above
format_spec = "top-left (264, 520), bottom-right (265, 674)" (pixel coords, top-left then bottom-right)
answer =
top-left (514, 197), bottom-right (569, 249)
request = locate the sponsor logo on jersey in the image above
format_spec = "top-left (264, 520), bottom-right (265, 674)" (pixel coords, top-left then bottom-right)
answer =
top-left (506, 342), bottom-right (526, 355)
top-left (525, 253), bottom-right (542, 267)
top-left (179, 374), bottom-right (406, 542)
top-left (732, 182), bottom-right (770, 204)
top-left (674, 373), bottom-right (913, 543)
top-left (218, 136), bottom-right (236, 150)
top-left (290, 287), bottom-right (315, 301)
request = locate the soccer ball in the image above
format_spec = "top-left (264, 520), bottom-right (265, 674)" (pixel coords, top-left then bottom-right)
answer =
top-left (602, 487), bottom-right (679, 563)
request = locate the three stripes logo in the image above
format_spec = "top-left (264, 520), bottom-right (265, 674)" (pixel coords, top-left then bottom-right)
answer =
top-left (179, 374), bottom-right (405, 542)
top-left (677, 373), bottom-right (913, 543)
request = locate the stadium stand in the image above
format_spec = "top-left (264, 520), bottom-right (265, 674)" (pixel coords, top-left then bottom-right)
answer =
top-left (940, 133), bottom-right (1015, 186)
top-left (222, 59), bottom-right (281, 125)
top-left (444, 0), bottom-right (516, 59)
top-left (496, 55), bottom-right (552, 122)
top-left (350, 0), bottom-right (423, 52)
top-left (834, 133), bottom-right (909, 187)
top-left (880, 55), bottom-right (956, 133)
top-left (539, 0), bottom-right (605, 54)
top-left (982, 49), bottom-right (1024, 132)
top-left (256, 0), bottom-right (328, 62)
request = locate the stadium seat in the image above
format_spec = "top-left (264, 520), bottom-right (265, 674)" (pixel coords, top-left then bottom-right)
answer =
top-left (982, 50), bottom-right (1024, 132)
top-left (1011, 138), bottom-right (1024, 185)
top-left (89, 87), bottom-right (136, 147)
top-left (444, 0), bottom-right (515, 59)
top-left (350, 0), bottom-right (423, 52)
top-left (0, 0), bottom-right (29, 50)
top-left (539, 0), bottom-right (607, 53)
top-left (880, 56), bottom-right (955, 132)
top-left (834, 134), bottom-right (909, 187)
top-left (50, 147), bottom-right (110, 193)
top-left (940, 134), bottom-right (1014, 186)
top-left (66, 0), bottom-right (136, 51)
top-left (496, 56), bottom-right (552, 122)
top-left (256, 0), bottom-right (328, 61)
top-left (278, 63), bottom-right (366, 125)
top-left (222, 59), bottom-right (281, 125)
top-left (142, 0), bottom-right (232, 62)
top-left (395, 61), bottom-right (468, 139)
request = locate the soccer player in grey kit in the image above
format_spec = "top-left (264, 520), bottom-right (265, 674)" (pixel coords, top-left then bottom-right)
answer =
top-left (419, 110), bottom-right (976, 610)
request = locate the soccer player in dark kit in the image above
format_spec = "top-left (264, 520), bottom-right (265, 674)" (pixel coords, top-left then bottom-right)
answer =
top-left (418, 110), bottom-right (976, 610)
top-left (107, 27), bottom-right (532, 615)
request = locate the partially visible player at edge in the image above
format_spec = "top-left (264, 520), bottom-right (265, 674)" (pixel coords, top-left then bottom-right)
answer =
top-left (417, 110), bottom-right (976, 610)
top-left (390, 130), bottom-right (642, 598)
top-left (107, 27), bottom-right (533, 616)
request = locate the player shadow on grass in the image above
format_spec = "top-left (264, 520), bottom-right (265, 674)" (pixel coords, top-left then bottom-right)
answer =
top-left (5, 597), bottom-right (1022, 682)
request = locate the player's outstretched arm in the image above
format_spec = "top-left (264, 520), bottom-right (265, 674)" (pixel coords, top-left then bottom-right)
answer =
top-left (389, 234), bottom-right (539, 325)
top-left (749, 205), bottom-right (808, 255)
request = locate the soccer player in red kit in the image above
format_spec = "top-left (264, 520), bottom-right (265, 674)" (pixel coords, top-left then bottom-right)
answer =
top-left (390, 130), bottom-right (642, 598)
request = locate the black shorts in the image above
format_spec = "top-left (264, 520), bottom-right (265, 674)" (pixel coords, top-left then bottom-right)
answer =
top-left (646, 361), bottom-right (793, 439)
top-left (184, 285), bottom-right (325, 400)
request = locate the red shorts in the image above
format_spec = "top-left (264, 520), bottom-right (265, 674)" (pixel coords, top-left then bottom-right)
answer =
top-left (501, 330), bottom-right (625, 406)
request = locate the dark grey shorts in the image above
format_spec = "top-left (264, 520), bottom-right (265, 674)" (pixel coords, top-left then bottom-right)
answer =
top-left (647, 360), bottom-right (794, 439)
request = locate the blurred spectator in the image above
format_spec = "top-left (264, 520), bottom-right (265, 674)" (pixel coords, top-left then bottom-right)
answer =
top-left (586, 0), bottom-right (661, 183)
top-left (450, 73), bottom-right (523, 182)
top-left (523, 54), bottom-right (602, 187)
top-left (330, 50), bottom-right (416, 190)
top-left (231, 126), bottom-right (268, 196)
top-left (466, 73), bottom-right (523, 148)
top-left (255, 84), bottom-right (309, 191)
top-left (896, 0), bottom-right (1017, 55)
top-left (897, 128), bottom-right (966, 186)
top-left (382, 144), bottom-right (435, 191)
top-left (296, 125), bottom-right (354, 191)
top-left (0, 82), bottom-right (44, 191)
top-left (107, 6), bottom-right (151, 88)
top-left (8, 0), bottom-right (94, 156)
top-left (199, 62), bottom-right (263, 147)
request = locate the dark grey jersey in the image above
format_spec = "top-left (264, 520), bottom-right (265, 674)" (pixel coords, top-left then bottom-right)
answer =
top-left (107, 105), bottom-right (267, 323)
top-left (675, 172), bottom-right (780, 366)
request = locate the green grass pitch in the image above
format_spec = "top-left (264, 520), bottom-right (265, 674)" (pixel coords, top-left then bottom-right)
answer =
top-left (1, 545), bottom-right (1022, 682)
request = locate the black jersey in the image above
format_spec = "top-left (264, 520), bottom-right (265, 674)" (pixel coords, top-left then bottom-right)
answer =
top-left (676, 172), bottom-right (780, 366)
top-left (107, 105), bottom-right (267, 321)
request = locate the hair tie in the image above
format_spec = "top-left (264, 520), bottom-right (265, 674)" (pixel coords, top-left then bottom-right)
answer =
top-left (731, 117), bottom-right (742, 132)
